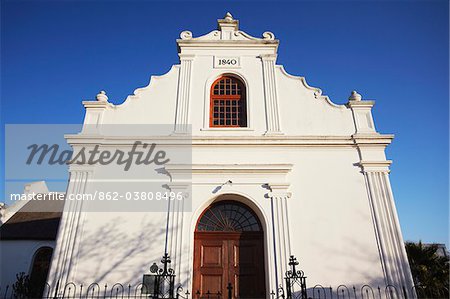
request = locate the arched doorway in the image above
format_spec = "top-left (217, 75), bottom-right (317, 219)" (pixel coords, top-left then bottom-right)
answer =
top-left (193, 200), bottom-right (266, 298)
top-left (29, 246), bottom-right (53, 298)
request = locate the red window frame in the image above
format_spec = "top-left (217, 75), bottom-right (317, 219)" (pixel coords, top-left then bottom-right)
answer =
top-left (209, 76), bottom-right (247, 127)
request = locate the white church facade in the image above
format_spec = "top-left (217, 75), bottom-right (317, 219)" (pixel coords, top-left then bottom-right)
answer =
top-left (45, 13), bottom-right (415, 298)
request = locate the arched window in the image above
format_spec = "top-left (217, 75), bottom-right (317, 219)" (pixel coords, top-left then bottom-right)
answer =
top-left (29, 247), bottom-right (53, 298)
top-left (210, 76), bottom-right (247, 127)
top-left (196, 201), bottom-right (261, 232)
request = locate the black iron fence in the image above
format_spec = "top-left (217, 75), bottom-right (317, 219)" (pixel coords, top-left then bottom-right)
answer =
top-left (1, 282), bottom-right (187, 299)
top-left (2, 282), bottom-right (448, 299)
top-left (1, 255), bottom-right (447, 299)
top-left (276, 284), bottom-right (448, 299)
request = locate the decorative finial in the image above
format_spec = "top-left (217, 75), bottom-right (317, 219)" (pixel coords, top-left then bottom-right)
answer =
top-left (348, 90), bottom-right (362, 101)
top-left (149, 263), bottom-right (158, 273)
top-left (262, 31), bottom-right (275, 40)
top-left (180, 31), bottom-right (193, 40)
top-left (217, 12), bottom-right (238, 32)
top-left (96, 90), bottom-right (108, 102)
top-left (224, 12), bottom-right (233, 21)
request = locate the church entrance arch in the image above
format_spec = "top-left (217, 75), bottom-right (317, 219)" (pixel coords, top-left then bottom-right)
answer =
top-left (193, 199), bottom-right (266, 298)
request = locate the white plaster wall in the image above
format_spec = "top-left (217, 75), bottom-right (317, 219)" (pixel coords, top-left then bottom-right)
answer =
top-left (0, 240), bottom-right (55, 286)
top-left (61, 145), bottom-right (385, 289)
top-left (99, 66), bottom-right (179, 125)
top-left (67, 211), bottom-right (167, 285)
top-left (275, 66), bottom-right (355, 136)
top-left (96, 51), bottom-right (355, 136)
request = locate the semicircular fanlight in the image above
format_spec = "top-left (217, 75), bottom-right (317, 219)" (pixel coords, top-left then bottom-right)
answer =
top-left (196, 201), bottom-right (261, 232)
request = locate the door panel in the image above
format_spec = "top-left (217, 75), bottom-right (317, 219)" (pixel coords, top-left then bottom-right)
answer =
top-left (194, 239), bottom-right (227, 296)
top-left (229, 238), bottom-right (265, 298)
top-left (202, 245), bottom-right (223, 267)
top-left (193, 233), bottom-right (265, 299)
top-left (201, 275), bottom-right (222, 295)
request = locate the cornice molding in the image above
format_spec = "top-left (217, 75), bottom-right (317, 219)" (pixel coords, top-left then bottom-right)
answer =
top-left (65, 134), bottom-right (394, 147)
top-left (82, 101), bottom-right (113, 109)
top-left (68, 164), bottom-right (95, 173)
top-left (347, 100), bottom-right (375, 108)
top-left (163, 163), bottom-right (292, 185)
top-left (165, 163), bottom-right (292, 175)
top-left (352, 133), bottom-right (394, 146)
top-left (359, 160), bottom-right (392, 173)
top-left (267, 182), bottom-right (291, 198)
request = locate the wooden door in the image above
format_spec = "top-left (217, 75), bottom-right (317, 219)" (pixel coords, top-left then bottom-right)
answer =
top-left (228, 234), bottom-right (266, 299)
top-left (193, 201), bottom-right (266, 299)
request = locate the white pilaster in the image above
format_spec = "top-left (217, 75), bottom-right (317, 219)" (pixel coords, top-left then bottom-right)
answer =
top-left (361, 161), bottom-right (416, 298)
top-left (261, 54), bottom-right (282, 135)
top-left (267, 183), bottom-right (291, 288)
top-left (217, 12), bottom-right (239, 40)
top-left (47, 166), bottom-right (92, 293)
top-left (174, 54), bottom-right (195, 134)
top-left (81, 91), bottom-right (111, 134)
top-left (347, 91), bottom-right (376, 134)
top-left (166, 183), bottom-right (190, 287)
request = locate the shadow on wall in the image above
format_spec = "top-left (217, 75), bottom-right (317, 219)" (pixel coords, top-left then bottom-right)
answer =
top-left (304, 233), bottom-right (385, 286)
top-left (299, 203), bottom-right (387, 286)
top-left (60, 213), bottom-right (168, 286)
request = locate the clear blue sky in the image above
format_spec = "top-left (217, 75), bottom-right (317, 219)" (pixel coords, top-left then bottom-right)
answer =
top-left (1, 1), bottom-right (448, 246)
